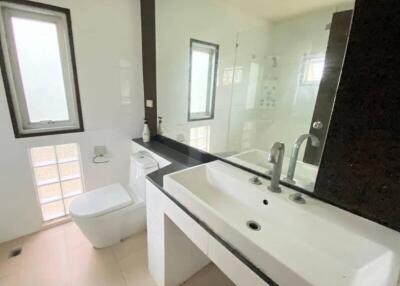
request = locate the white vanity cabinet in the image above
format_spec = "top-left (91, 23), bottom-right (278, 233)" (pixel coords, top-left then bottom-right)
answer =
top-left (146, 180), bottom-right (268, 286)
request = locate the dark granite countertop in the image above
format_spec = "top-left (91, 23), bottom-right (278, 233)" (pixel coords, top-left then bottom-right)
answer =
top-left (132, 138), bottom-right (204, 188)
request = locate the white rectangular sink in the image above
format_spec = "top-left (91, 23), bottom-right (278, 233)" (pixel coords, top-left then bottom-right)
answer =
top-left (164, 161), bottom-right (400, 286)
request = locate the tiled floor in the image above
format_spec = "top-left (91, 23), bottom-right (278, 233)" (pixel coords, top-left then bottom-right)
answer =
top-left (0, 222), bottom-right (234, 286)
top-left (181, 264), bottom-right (234, 286)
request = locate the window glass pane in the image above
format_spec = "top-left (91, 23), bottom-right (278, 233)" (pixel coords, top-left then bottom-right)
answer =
top-left (197, 126), bottom-right (208, 137)
top-left (34, 165), bottom-right (59, 186)
top-left (61, 179), bottom-right (83, 197)
top-left (12, 17), bottom-right (69, 123)
top-left (41, 200), bottom-right (65, 221)
top-left (303, 56), bottom-right (325, 83)
top-left (30, 146), bottom-right (56, 167)
top-left (190, 49), bottom-right (211, 114)
top-left (59, 161), bottom-right (81, 181)
top-left (37, 183), bottom-right (62, 204)
top-left (29, 143), bottom-right (84, 222)
top-left (190, 126), bottom-right (210, 152)
top-left (56, 143), bottom-right (78, 163)
top-left (306, 60), bottom-right (324, 82)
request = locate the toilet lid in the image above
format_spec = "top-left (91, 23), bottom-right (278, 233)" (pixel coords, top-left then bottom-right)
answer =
top-left (69, 184), bottom-right (133, 218)
top-left (131, 152), bottom-right (158, 169)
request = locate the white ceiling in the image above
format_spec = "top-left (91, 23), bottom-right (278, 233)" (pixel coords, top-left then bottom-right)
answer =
top-left (222, 0), bottom-right (355, 21)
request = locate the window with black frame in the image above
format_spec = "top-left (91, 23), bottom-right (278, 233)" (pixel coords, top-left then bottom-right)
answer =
top-left (188, 39), bottom-right (218, 121)
top-left (0, 0), bottom-right (83, 138)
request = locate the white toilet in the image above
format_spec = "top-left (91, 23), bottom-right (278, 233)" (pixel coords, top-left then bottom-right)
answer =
top-left (70, 152), bottom-right (158, 248)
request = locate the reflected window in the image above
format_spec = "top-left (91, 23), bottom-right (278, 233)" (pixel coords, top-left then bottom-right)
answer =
top-left (302, 55), bottom-right (325, 84)
top-left (188, 39), bottom-right (219, 121)
top-left (190, 126), bottom-right (210, 152)
top-left (222, 67), bottom-right (243, 86)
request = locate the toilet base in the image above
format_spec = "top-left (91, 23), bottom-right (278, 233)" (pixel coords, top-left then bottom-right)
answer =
top-left (72, 200), bottom-right (146, 248)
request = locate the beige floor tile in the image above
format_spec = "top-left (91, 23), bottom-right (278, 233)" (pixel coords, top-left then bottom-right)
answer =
top-left (182, 264), bottom-right (235, 286)
top-left (67, 242), bottom-right (126, 286)
top-left (0, 274), bottom-right (20, 286)
top-left (112, 231), bottom-right (147, 261)
top-left (63, 222), bottom-right (90, 251)
top-left (0, 222), bottom-right (233, 286)
top-left (118, 247), bottom-right (157, 286)
top-left (19, 233), bottom-right (69, 286)
top-left (0, 253), bottom-right (22, 279)
top-left (0, 236), bottom-right (26, 260)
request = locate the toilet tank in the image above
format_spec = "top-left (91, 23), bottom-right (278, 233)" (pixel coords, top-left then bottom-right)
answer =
top-left (128, 152), bottom-right (159, 200)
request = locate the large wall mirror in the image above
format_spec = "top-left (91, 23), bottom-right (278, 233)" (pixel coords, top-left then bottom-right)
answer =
top-left (156, 0), bottom-right (355, 193)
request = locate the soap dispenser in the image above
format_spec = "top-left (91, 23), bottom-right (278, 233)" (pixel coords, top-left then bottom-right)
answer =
top-left (143, 119), bottom-right (150, 143)
top-left (157, 116), bottom-right (163, 135)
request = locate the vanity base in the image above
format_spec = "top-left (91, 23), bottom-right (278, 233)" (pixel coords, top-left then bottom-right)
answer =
top-left (146, 180), bottom-right (269, 286)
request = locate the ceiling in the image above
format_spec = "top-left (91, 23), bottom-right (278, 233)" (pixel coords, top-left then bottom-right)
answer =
top-left (222, 0), bottom-right (355, 21)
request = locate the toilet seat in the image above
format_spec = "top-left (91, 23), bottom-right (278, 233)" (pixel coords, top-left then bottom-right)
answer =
top-left (69, 184), bottom-right (133, 219)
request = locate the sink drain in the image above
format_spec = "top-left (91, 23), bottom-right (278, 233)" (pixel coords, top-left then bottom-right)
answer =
top-left (246, 220), bottom-right (261, 231)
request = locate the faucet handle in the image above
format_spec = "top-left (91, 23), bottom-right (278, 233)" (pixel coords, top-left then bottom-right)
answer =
top-left (289, 193), bottom-right (306, 204)
top-left (249, 176), bottom-right (262, 185)
top-left (268, 142), bottom-right (285, 163)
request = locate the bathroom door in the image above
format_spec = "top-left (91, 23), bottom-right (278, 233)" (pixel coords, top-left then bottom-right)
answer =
top-left (303, 10), bottom-right (354, 165)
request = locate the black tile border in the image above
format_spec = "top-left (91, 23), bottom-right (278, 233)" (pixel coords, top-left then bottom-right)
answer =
top-left (140, 0), bottom-right (157, 135)
top-left (154, 135), bottom-right (217, 163)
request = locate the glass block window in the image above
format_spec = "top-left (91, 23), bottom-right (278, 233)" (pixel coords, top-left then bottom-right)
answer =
top-left (190, 126), bottom-right (210, 152)
top-left (29, 143), bottom-right (85, 221)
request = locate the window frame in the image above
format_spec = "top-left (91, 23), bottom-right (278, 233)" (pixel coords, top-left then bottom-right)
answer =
top-left (188, 38), bottom-right (219, 122)
top-left (0, 0), bottom-right (84, 138)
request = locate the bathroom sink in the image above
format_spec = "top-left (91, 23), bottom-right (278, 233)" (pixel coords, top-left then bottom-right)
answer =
top-left (164, 161), bottom-right (400, 286)
top-left (228, 149), bottom-right (318, 191)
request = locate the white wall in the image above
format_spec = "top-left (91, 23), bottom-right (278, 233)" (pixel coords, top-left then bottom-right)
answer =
top-left (156, 0), bottom-right (266, 154)
top-left (0, 0), bottom-right (144, 243)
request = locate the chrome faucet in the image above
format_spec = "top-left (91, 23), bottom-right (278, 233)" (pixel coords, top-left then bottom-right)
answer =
top-left (285, 134), bottom-right (320, 183)
top-left (267, 142), bottom-right (285, 193)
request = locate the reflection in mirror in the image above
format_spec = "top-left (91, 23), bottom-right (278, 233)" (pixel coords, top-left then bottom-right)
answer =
top-left (156, 0), bottom-right (355, 192)
top-left (188, 39), bottom-right (219, 121)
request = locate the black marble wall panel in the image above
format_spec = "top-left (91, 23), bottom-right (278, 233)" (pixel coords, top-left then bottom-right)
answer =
top-left (141, 0), bottom-right (157, 134)
top-left (314, 0), bottom-right (400, 231)
top-left (304, 10), bottom-right (353, 165)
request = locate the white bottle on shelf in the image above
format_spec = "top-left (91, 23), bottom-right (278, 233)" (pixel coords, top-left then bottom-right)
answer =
top-left (143, 119), bottom-right (150, 143)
